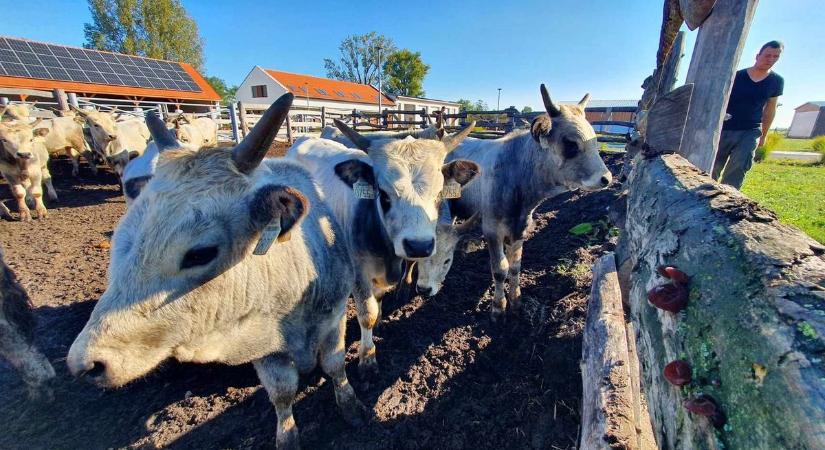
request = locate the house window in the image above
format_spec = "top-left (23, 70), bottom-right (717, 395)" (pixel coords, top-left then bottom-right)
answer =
top-left (251, 85), bottom-right (267, 98)
top-left (316, 88), bottom-right (329, 96)
top-left (351, 92), bottom-right (362, 100)
top-left (334, 90), bottom-right (345, 97)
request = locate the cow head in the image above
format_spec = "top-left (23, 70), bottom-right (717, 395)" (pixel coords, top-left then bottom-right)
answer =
top-left (67, 93), bottom-right (297, 388)
top-left (122, 111), bottom-right (188, 206)
top-left (0, 119), bottom-right (48, 167)
top-left (530, 84), bottom-right (612, 191)
top-left (71, 106), bottom-right (119, 152)
top-left (1, 103), bottom-right (34, 122)
top-left (332, 119), bottom-right (477, 260)
top-left (416, 209), bottom-right (479, 297)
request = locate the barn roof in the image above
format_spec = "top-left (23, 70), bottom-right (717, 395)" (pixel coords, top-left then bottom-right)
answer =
top-left (263, 68), bottom-right (395, 106)
top-left (0, 36), bottom-right (220, 102)
top-left (795, 101), bottom-right (825, 110)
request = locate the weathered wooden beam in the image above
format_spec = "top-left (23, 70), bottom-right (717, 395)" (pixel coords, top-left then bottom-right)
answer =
top-left (621, 153), bottom-right (825, 449)
top-left (580, 252), bottom-right (638, 450)
top-left (681, 0), bottom-right (759, 172)
top-left (680, 0), bottom-right (718, 30)
top-left (52, 89), bottom-right (69, 112)
top-left (285, 114), bottom-right (293, 144)
top-left (237, 102), bottom-right (249, 138)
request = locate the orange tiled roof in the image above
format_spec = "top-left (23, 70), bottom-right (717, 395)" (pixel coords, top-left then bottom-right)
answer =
top-left (265, 69), bottom-right (394, 106)
top-left (0, 37), bottom-right (220, 102)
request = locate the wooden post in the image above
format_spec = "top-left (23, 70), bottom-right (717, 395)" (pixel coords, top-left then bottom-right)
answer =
top-left (238, 102), bottom-right (249, 138)
top-left (228, 102), bottom-right (241, 144)
top-left (53, 88), bottom-right (69, 112)
top-left (285, 114), bottom-right (293, 144)
top-left (0, 97), bottom-right (9, 106)
top-left (657, 31), bottom-right (685, 99)
top-left (352, 109), bottom-right (357, 129)
top-left (320, 106), bottom-right (326, 128)
top-left (67, 93), bottom-right (79, 109)
top-left (681, 0), bottom-right (759, 172)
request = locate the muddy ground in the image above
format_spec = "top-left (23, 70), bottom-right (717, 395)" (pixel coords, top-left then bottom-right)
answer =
top-left (0, 154), bottom-right (622, 450)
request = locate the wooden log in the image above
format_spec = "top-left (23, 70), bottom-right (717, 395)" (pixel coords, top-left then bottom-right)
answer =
top-left (621, 153), bottom-right (825, 449)
top-left (680, 0), bottom-right (718, 30)
top-left (52, 88), bottom-right (69, 113)
top-left (580, 252), bottom-right (638, 450)
top-left (285, 114), bottom-right (293, 144)
top-left (625, 322), bottom-right (658, 450)
top-left (320, 106), bottom-right (326, 128)
top-left (237, 102), bottom-right (249, 138)
top-left (681, 0), bottom-right (758, 172)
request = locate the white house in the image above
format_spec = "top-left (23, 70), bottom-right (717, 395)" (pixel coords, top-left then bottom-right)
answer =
top-left (236, 66), bottom-right (395, 113)
top-left (788, 101), bottom-right (825, 138)
top-left (390, 95), bottom-right (461, 124)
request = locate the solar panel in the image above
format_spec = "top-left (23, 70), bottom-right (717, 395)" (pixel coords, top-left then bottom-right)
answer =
top-left (0, 37), bottom-right (202, 93)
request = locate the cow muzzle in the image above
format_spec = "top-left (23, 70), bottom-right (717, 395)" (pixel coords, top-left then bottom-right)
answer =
top-left (16, 152), bottom-right (32, 160)
top-left (402, 238), bottom-right (435, 259)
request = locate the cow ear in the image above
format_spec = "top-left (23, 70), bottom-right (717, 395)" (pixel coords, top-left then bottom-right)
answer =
top-left (128, 150), bottom-right (140, 160)
top-left (248, 185), bottom-right (309, 244)
top-left (530, 115), bottom-right (552, 142)
top-left (441, 159), bottom-right (480, 187)
top-left (334, 159), bottom-right (375, 188)
top-left (33, 128), bottom-right (50, 137)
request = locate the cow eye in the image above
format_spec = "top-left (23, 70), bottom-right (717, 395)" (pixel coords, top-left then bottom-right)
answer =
top-left (562, 138), bottom-right (579, 159)
top-left (444, 258), bottom-right (451, 266)
top-left (378, 189), bottom-right (391, 213)
top-left (180, 246), bottom-right (218, 269)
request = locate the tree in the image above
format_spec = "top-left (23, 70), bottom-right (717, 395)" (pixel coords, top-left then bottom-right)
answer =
top-left (84, 0), bottom-right (205, 70)
top-left (205, 76), bottom-right (238, 105)
top-left (324, 32), bottom-right (396, 86)
top-left (521, 106), bottom-right (533, 113)
top-left (457, 99), bottom-right (488, 112)
top-left (383, 50), bottom-right (430, 97)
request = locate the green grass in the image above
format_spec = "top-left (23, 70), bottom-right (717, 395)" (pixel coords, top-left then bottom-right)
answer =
top-left (741, 161), bottom-right (825, 243)
top-left (775, 137), bottom-right (816, 152)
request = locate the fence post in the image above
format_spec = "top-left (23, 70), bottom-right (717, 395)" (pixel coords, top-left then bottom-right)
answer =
top-left (352, 109), bottom-right (357, 129)
top-left (0, 97), bottom-right (8, 106)
top-left (321, 106), bottom-right (326, 128)
top-left (285, 114), bottom-right (293, 144)
top-left (67, 93), bottom-right (79, 109)
top-left (228, 102), bottom-right (241, 144)
top-left (238, 102), bottom-right (249, 138)
top-left (53, 88), bottom-right (69, 113)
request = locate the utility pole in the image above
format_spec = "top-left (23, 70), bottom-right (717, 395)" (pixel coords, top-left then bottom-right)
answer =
top-left (497, 88), bottom-right (502, 110)
top-left (377, 45), bottom-right (383, 117)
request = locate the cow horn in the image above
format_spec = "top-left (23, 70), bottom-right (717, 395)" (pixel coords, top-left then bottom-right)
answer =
top-left (578, 93), bottom-right (591, 109)
top-left (30, 118), bottom-right (43, 129)
top-left (145, 111), bottom-right (179, 152)
top-left (232, 93), bottom-right (294, 174)
top-left (0, 106), bottom-right (5, 118)
top-left (540, 84), bottom-right (561, 118)
top-left (455, 212), bottom-right (481, 235)
top-left (333, 119), bottom-right (371, 152)
top-left (441, 121), bottom-right (475, 153)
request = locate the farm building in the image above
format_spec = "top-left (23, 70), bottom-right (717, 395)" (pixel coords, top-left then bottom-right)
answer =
top-left (787, 101), bottom-right (825, 138)
top-left (0, 36), bottom-right (220, 113)
top-left (577, 99), bottom-right (638, 122)
top-left (236, 66), bottom-right (395, 113)
top-left (390, 94), bottom-right (460, 120)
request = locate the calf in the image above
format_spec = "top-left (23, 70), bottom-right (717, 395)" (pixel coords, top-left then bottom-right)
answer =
top-left (415, 205), bottom-right (480, 297)
top-left (0, 246), bottom-right (56, 400)
top-left (170, 114), bottom-right (219, 147)
top-left (0, 120), bottom-right (58, 221)
top-left (287, 121), bottom-right (478, 376)
top-left (448, 84), bottom-right (613, 320)
top-left (72, 107), bottom-right (150, 177)
top-left (67, 94), bottom-right (366, 449)
top-left (39, 116), bottom-right (96, 177)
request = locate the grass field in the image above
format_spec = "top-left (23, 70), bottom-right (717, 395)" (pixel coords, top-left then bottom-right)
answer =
top-left (775, 137), bottom-right (817, 152)
top-left (742, 161), bottom-right (825, 243)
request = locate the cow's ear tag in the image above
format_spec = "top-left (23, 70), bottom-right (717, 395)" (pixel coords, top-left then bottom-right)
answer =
top-left (253, 220), bottom-right (282, 255)
top-left (353, 180), bottom-right (375, 199)
top-left (441, 180), bottom-right (462, 199)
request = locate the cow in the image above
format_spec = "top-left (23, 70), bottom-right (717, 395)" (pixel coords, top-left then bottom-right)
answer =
top-left (286, 120), bottom-right (478, 376)
top-left (66, 93), bottom-right (367, 449)
top-left (319, 121), bottom-right (444, 148)
top-left (0, 246), bottom-right (56, 400)
top-left (71, 107), bottom-right (151, 177)
top-left (120, 113), bottom-right (199, 207)
top-left (39, 115), bottom-right (97, 177)
top-left (0, 103), bottom-right (34, 122)
top-left (415, 205), bottom-right (480, 297)
top-left (447, 84), bottom-right (613, 320)
top-left (169, 114), bottom-right (219, 147)
top-left (0, 119), bottom-right (58, 221)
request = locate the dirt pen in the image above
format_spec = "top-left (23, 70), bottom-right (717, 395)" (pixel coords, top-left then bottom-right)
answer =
top-left (0, 154), bottom-right (623, 449)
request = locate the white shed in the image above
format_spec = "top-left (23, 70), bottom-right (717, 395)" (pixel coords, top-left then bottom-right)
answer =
top-left (788, 101), bottom-right (825, 138)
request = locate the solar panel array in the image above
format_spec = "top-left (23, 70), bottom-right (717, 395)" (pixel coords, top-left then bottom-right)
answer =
top-left (0, 37), bottom-right (202, 92)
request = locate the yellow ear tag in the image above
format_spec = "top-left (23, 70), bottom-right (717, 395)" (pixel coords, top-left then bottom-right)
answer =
top-left (253, 220), bottom-right (282, 255)
top-left (441, 180), bottom-right (462, 199)
top-left (353, 180), bottom-right (375, 199)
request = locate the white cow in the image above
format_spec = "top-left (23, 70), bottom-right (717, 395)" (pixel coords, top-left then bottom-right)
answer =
top-left (287, 121), bottom-right (478, 376)
top-left (67, 94), bottom-right (367, 449)
top-left (169, 114), bottom-right (219, 147)
top-left (0, 119), bottom-right (58, 221)
top-left (71, 107), bottom-right (150, 176)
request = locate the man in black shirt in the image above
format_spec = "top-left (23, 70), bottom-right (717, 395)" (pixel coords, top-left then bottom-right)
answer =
top-left (713, 41), bottom-right (784, 189)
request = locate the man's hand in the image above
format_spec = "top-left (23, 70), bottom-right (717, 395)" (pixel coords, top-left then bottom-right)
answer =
top-left (758, 134), bottom-right (766, 148)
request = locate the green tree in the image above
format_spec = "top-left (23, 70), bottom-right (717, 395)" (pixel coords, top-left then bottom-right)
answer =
top-left (457, 99), bottom-right (488, 112)
top-left (84, 0), bottom-right (205, 70)
top-left (521, 106), bottom-right (533, 113)
top-left (383, 50), bottom-right (429, 97)
top-left (205, 76), bottom-right (238, 105)
top-left (324, 32), bottom-right (396, 86)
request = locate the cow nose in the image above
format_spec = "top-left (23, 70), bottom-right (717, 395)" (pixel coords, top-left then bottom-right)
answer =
top-left (403, 238), bottom-right (435, 258)
top-left (600, 173), bottom-right (612, 187)
top-left (79, 361), bottom-right (106, 380)
top-left (17, 152), bottom-right (32, 160)
top-left (108, 134), bottom-right (117, 140)
top-left (417, 285), bottom-right (433, 297)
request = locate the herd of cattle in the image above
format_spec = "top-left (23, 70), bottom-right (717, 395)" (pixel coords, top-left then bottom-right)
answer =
top-left (0, 85), bottom-right (612, 449)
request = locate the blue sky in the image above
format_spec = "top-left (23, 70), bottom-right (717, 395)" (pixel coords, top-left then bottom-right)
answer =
top-left (4, 0), bottom-right (823, 127)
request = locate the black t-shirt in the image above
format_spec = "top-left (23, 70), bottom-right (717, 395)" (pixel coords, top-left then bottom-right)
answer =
top-left (724, 69), bottom-right (784, 130)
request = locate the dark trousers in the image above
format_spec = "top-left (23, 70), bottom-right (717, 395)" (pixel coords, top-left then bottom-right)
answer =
top-left (712, 128), bottom-right (761, 189)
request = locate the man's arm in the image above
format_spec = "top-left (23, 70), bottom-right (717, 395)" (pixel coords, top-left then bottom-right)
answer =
top-left (760, 96), bottom-right (779, 147)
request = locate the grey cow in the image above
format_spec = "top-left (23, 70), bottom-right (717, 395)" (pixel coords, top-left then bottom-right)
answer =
top-left (0, 119), bottom-right (59, 221)
top-left (0, 246), bottom-right (56, 400)
top-left (448, 84), bottom-right (613, 320)
top-left (287, 121), bottom-right (478, 376)
top-left (67, 93), bottom-right (367, 449)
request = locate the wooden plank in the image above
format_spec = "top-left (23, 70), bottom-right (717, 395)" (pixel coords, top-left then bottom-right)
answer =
top-left (625, 322), bottom-right (657, 450)
top-left (580, 252), bottom-right (637, 450)
top-left (646, 83), bottom-right (693, 153)
top-left (237, 102), bottom-right (249, 138)
top-left (681, 0), bottom-right (758, 172)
